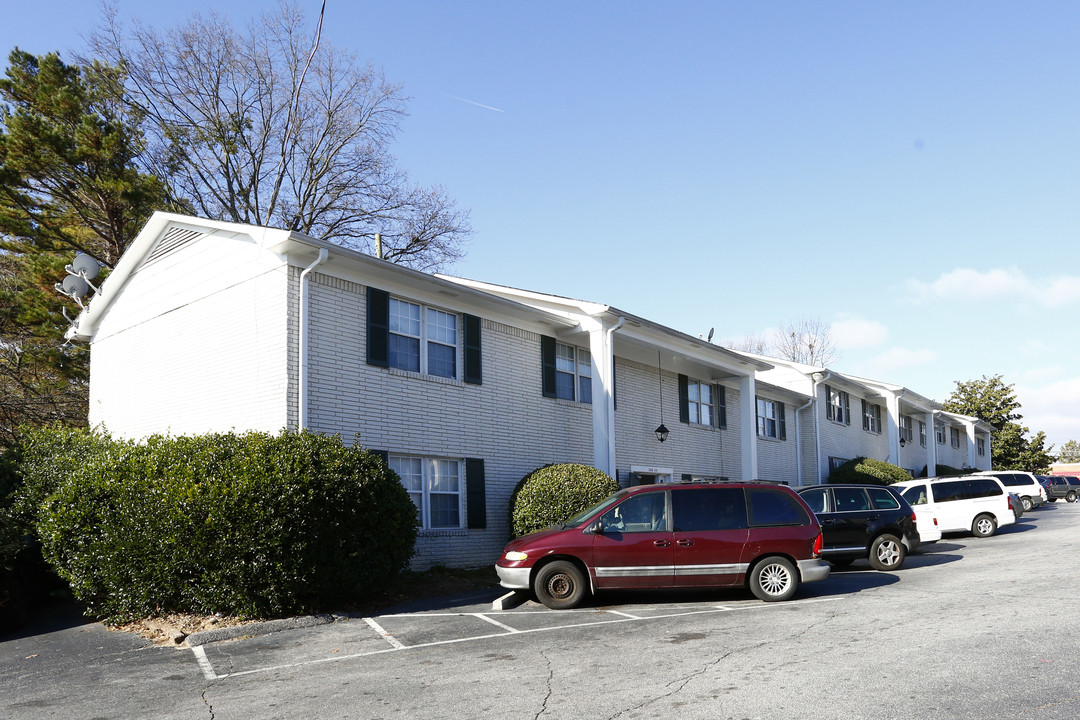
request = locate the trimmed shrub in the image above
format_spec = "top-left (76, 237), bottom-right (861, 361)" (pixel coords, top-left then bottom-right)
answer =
top-left (918, 464), bottom-right (967, 478)
top-left (20, 429), bottom-right (416, 623)
top-left (510, 463), bottom-right (619, 537)
top-left (827, 457), bottom-right (912, 486)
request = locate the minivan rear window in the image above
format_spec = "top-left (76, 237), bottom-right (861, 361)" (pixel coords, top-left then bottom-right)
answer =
top-left (747, 488), bottom-right (809, 527)
top-left (671, 488), bottom-right (748, 532)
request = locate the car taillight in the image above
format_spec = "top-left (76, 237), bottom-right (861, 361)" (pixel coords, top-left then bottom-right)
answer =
top-left (910, 512), bottom-right (917, 525)
top-left (813, 532), bottom-right (823, 557)
top-left (933, 516), bottom-right (939, 526)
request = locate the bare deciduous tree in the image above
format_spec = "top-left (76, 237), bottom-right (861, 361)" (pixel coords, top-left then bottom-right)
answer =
top-left (771, 316), bottom-right (837, 367)
top-left (89, 2), bottom-right (471, 271)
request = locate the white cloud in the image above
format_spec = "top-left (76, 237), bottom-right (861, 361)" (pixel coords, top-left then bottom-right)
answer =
top-left (902, 266), bottom-right (1080, 307)
top-left (1017, 376), bottom-right (1080, 449)
top-left (859, 347), bottom-right (939, 376)
top-left (831, 313), bottom-right (888, 350)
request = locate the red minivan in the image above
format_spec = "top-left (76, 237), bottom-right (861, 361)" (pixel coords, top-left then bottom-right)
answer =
top-left (496, 483), bottom-right (829, 609)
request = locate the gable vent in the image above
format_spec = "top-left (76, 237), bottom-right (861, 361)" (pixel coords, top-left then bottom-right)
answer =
top-left (144, 226), bottom-right (205, 266)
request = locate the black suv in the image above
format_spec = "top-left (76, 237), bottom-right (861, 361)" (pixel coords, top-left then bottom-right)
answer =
top-left (796, 484), bottom-right (920, 571)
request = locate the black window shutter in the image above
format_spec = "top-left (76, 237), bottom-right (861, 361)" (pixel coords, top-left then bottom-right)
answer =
top-left (681, 473), bottom-right (693, 482)
top-left (712, 384), bottom-right (723, 428)
top-left (825, 385), bottom-right (834, 421)
top-left (463, 314), bottom-right (482, 385)
top-left (844, 393), bottom-right (851, 426)
top-left (612, 357), bottom-right (617, 411)
top-left (541, 335), bottom-right (557, 398)
top-left (779, 402), bottom-right (787, 440)
top-left (466, 458), bottom-right (486, 529)
top-left (366, 287), bottom-right (390, 367)
top-left (678, 374), bottom-right (690, 424)
top-left (370, 449), bottom-right (390, 467)
top-left (861, 399), bottom-right (868, 431)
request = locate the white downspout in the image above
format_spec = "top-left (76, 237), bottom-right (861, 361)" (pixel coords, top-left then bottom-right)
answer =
top-left (811, 371), bottom-right (831, 484)
top-left (298, 248), bottom-right (329, 431)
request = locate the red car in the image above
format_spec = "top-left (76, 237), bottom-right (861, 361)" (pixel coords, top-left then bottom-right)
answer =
top-left (496, 483), bottom-right (829, 609)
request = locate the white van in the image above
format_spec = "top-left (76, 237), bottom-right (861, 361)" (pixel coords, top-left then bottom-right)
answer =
top-left (972, 471), bottom-right (1047, 511)
top-left (892, 476), bottom-right (1016, 538)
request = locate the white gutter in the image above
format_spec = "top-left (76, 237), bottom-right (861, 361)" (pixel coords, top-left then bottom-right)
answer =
top-left (298, 248), bottom-right (329, 430)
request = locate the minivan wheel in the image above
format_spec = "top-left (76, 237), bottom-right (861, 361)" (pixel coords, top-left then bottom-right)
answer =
top-left (1021, 496), bottom-right (1033, 512)
top-left (534, 560), bottom-right (588, 609)
top-left (1067, 491), bottom-right (1077, 503)
top-left (749, 556), bottom-right (798, 602)
top-left (972, 514), bottom-right (997, 538)
top-left (868, 534), bottom-right (905, 571)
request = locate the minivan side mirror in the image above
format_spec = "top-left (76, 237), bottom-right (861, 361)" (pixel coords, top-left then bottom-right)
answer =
top-left (585, 521), bottom-right (604, 534)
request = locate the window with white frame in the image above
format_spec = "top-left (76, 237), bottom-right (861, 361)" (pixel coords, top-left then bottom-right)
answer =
top-left (900, 416), bottom-right (913, 445)
top-left (388, 456), bottom-right (463, 530)
top-left (829, 456), bottom-right (850, 473)
top-left (935, 422), bottom-right (946, 445)
top-left (389, 298), bottom-right (458, 379)
top-left (919, 421), bottom-right (927, 447)
top-left (756, 397), bottom-right (786, 439)
top-left (687, 380), bottom-right (713, 426)
top-left (554, 342), bottom-right (592, 403)
top-left (977, 437), bottom-right (986, 456)
top-left (950, 427), bottom-right (961, 449)
top-left (862, 400), bottom-right (882, 434)
top-left (825, 385), bottom-right (850, 425)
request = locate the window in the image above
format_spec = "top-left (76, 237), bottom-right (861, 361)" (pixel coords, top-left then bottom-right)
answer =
top-left (600, 492), bottom-right (667, 533)
top-left (825, 385), bottom-right (850, 425)
top-left (861, 400), bottom-right (882, 434)
top-left (829, 456), bottom-right (850, 473)
top-left (387, 298), bottom-right (459, 378)
top-left (672, 488), bottom-right (748, 531)
top-left (541, 338), bottom-right (591, 403)
top-left (747, 488), bottom-right (809, 527)
top-left (834, 487), bottom-right (871, 512)
top-left (900, 416), bottom-right (913, 445)
top-left (977, 437), bottom-right (986, 457)
top-left (867, 487), bottom-right (901, 510)
top-left (950, 427), bottom-right (961, 449)
top-left (935, 422), bottom-right (946, 445)
top-left (687, 379), bottom-right (713, 426)
top-left (756, 397), bottom-right (786, 440)
top-left (919, 421), bottom-right (927, 447)
top-left (389, 456), bottom-right (462, 529)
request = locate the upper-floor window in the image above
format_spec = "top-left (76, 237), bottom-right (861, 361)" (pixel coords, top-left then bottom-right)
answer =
top-left (977, 437), bottom-right (986, 456)
top-left (825, 385), bottom-right (850, 425)
top-left (900, 416), bottom-right (913, 445)
top-left (555, 343), bottom-right (592, 403)
top-left (950, 427), bottom-right (961, 448)
top-left (389, 455), bottom-right (462, 530)
top-left (935, 422), bottom-right (946, 445)
top-left (862, 400), bottom-right (882, 434)
top-left (756, 397), bottom-right (786, 439)
top-left (389, 298), bottom-right (457, 378)
top-left (919, 421), bottom-right (927, 447)
top-left (687, 379), bottom-right (713, 426)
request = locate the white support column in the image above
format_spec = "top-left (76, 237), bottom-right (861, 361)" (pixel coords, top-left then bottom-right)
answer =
top-left (965, 421), bottom-right (977, 469)
top-left (588, 319), bottom-right (619, 478)
top-left (740, 374), bottom-right (758, 481)
top-left (925, 411), bottom-right (937, 477)
top-left (885, 394), bottom-right (901, 464)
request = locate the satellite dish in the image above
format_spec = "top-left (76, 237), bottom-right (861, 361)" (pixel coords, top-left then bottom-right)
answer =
top-left (69, 253), bottom-right (100, 280)
top-left (60, 275), bottom-right (90, 298)
top-left (707, 327), bottom-right (714, 342)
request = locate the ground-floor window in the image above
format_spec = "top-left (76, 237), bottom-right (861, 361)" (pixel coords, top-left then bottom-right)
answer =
top-left (389, 455), bottom-right (463, 529)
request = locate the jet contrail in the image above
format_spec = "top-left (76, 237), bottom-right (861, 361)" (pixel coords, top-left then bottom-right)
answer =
top-left (441, 93), bottom-right (504, 113)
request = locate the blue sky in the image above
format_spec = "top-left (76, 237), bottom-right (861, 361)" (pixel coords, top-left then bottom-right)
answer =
top-left (4, 1), bottom-right (1079, 451)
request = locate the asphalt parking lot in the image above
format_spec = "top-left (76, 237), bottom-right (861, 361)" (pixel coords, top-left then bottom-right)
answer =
top-left (4, 502), bottom-right (1080, 719)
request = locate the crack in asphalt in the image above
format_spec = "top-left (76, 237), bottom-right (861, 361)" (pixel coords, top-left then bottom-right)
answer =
top-left (201, 688), bottom-right (215, 719)
top-left (533, 649), bottom-right (555, 719)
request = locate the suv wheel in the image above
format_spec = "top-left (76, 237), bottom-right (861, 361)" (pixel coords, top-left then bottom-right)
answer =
top-left (1021, 496), bottom-right (1033, 512)
top-left (749, 556), bottom-right (798, 602)
top-left (534, 560), bottom-right (588, 609)
top-left (971, 514), bottom-right (997, 538)
top-left (1067, 491), bottom-right (1077, 503)
top-left (868, 534), bottom-right (905, 571)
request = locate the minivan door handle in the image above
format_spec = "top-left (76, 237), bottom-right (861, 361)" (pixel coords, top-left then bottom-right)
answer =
top-left (676, 539), bottom-right (694, 547)
top-left (653, 540), bottom-right (672, 548)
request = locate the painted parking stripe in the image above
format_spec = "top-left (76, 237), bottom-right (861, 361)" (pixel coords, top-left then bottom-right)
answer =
top-left (364, 617), bottom-right (406, 649)
top-left (473, 613), bottom-right (520, 633)
top-left (189, 596), bottom-right (842, 680)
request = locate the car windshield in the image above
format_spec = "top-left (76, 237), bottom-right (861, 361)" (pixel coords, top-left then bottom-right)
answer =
top-left (561, 491), bottom-right (629, 527)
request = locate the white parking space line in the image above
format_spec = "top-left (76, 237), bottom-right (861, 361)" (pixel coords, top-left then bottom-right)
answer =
top-left (363, 617), bottom-right (407, 649)
top-left (191, 597), bottom-right (842, 680)
top-left (473, 613), bottom-right (520, 633)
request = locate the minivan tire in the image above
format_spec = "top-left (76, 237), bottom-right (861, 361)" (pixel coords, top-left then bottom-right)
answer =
top-left (868, 534), bottom-right (905, 571)
top-left (534, 560), bottom-right (588, 609)
top-left (749, 556), bottom-right (798, 602)
top-left (1021, 496), bottom-right (1033, 512)
top-left (972, 514), bottom-right (997, 538)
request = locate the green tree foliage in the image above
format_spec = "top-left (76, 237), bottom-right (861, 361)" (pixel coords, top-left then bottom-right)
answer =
top-left (6, 427), bottom-right (417, 622)
top-left (510, 464), bottom-right (619, 537)
top-left (942, 374), bottom-right (1054, 473)
top-left (0, 49), bottom-right (171, 448)
top-left (1058, 440), bottom-right (1080, 464)
top-left (827, 457), bottom-right (911, 485)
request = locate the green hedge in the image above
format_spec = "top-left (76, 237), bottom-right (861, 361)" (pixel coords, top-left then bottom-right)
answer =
top-left (827, 457), bottom-right (912, 486)
top-left (509, 463), bottom-right (619, 537)
top-left (6, 428), bottom-right (417, 623)
top-left (918, 463), bottom-right (968, 478)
